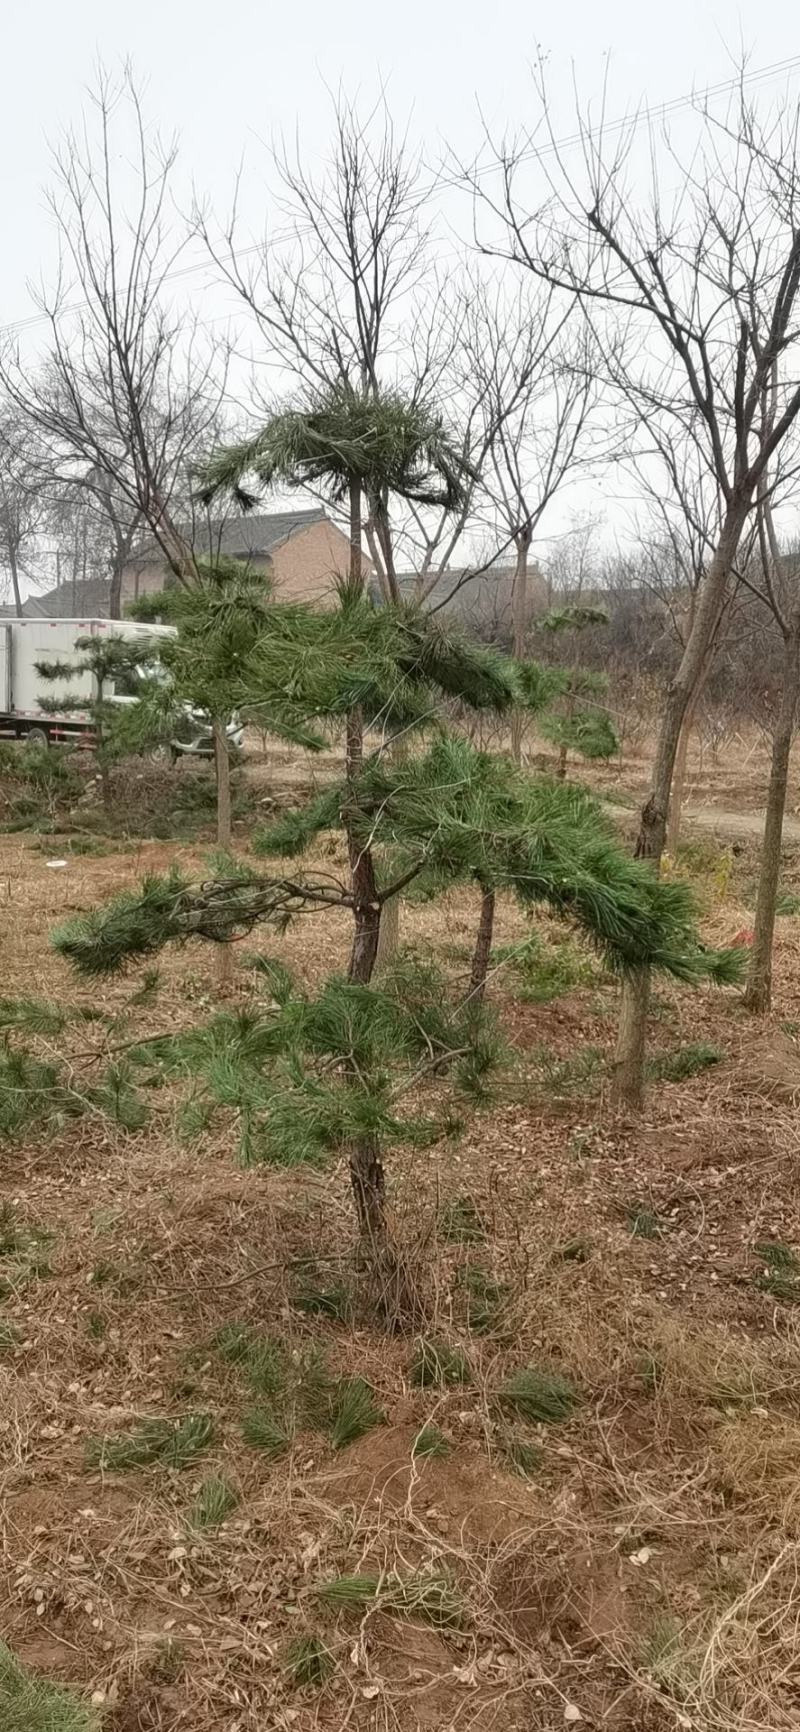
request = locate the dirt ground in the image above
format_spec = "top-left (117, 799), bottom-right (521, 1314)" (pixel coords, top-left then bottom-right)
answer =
top-left (3, 737), bottom-right (800, 1731)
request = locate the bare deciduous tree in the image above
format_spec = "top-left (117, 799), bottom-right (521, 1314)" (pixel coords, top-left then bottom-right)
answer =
top-left (1, 66), bottom-right (225, 610)
top-left (462, 286), bottom-right (596, 757)
top-left (740, 498), bottom-right (800, 1013)
top-left (0, 412), bottom-right (47, 614)
top-left (471, 70), bottom-right (800, 1103)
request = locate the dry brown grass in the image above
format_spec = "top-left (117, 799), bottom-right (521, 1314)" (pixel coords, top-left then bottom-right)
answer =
top-left (3, 750), bottom-right (800, 1729)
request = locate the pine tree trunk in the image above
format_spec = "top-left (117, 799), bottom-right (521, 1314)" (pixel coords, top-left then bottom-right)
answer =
top-left (349, 1135), bottom-right (387, 1244)
top-left (349, 479), bottom-right (362, 589)
top-left (467, 885), bottom-right (495, 1004)
top-left (344, 706), bottom-right (382, 987)
top-left (510, 534), bottom-right (530, 763)
top-left (611, 501), bottom-right (749, 1110)
top-left (743, 621), bottom-right (800, 1014)
top-left (214, 716), bottom-right (233, 988)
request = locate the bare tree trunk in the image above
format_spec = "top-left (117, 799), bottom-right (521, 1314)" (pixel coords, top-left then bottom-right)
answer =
top-left (510, 534), bottom-right (530, 763)
top-left (666, 707), bottom-right (693, 854)
top-left (611, 501), bottom-right (749, 1109)
top-left (667, 623), bottom-right (715, 853)
top-left (214, 716), bottom-right (233, 987)
top-left (744, 620), bottom-right (800, 1013)
top-left (468, 885), bottom-right (495, 1005)
top-left (109, 535), bottom-right (125, 620)
top-left (7, 542), bottom-right (22, 617)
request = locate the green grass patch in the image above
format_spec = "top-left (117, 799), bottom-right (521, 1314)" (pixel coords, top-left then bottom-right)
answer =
top-left (188, 1474), bottom-right (239, 1530)
top-left (0, 1203), bottom-right (51, 1256)
top-left (411, 1423), bottom-right (450, 1459)
top-left (0, 1641), bottom-right (100, 1732)
top-left (496, 1366), bottom-right (577, 1425)
top-left (619, 1201), bottom-right (663, 1240)
top-left (318, 1571), bottom-right (464, 1628)
top-left (527, 1044), bottom-right (604, 1097)
top-left (753, 1240), bottom-right (800, 1302)
top-left (211, 1322), bottom-right (288, 1395)
top-left (493, 931), bottom-right (594, 1003)
top-left (285, 1634), bottom-right (334, 1689)
top-left (646, 1041), bottom-right (722, 1083)
top-left (241, 1406), bottom-right (294, 1457)
top-left (409, 1338), bottom-right (471, 1389)
top-left (86, 1412), bottom-right (214, 1472)
top-left (437, 1194), bottom-right (486, 1244)
top-left (292, 1266), bottom-right (353, 1322)
top-left (456, 1263), bottom-right (508, 1334)
top-left (498, 1431), bottom-right (543, 1477)
top-left (775, 888), bottom-right (800, 916)
top-left (328, 1377), bottom-right (384, 1449)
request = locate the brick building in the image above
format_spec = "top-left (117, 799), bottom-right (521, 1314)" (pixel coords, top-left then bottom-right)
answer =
top-left (22, 507), bottom-right (362, 618)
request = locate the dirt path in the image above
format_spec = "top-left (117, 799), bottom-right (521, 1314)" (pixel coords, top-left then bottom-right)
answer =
top-left (682, 803), bottom-right (800, 842)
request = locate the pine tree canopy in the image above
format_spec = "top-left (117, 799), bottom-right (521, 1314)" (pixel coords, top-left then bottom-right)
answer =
top-left (538, 706), bottom-right (618, 762)
top-left (128, 585), bottom-right (519, 747)
top-left (259, 736), bottom-right (742, 985)
top-left (195, 384), bottom-right (472, 515)
top-left (52, 738), bottom-right (744, 989)
top-left (540, 605), bottom-right (610, 633)
top-left (122, 955), bottom-right (499, 1167)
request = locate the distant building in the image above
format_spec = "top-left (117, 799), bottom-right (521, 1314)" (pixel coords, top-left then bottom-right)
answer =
top-left (18, 507), bottom-right (367, 619)
top-left (121, 507), bottom-right (362, 608)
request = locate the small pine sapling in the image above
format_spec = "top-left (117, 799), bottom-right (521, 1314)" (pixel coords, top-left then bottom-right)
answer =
top-left (523, 604), bottom-right (618, 779)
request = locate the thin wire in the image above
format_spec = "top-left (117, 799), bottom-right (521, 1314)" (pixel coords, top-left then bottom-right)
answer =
top-left (2, 54), bottom-right (800, 342)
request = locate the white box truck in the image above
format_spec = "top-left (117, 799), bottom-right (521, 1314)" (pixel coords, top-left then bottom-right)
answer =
top-left (0, 617), bottom-right (177, 746)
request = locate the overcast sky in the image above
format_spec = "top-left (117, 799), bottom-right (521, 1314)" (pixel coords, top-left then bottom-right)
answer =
top-left (3, 2), bottom-right (800, 587)
top-left (4, 1), bottom-right (798, 326)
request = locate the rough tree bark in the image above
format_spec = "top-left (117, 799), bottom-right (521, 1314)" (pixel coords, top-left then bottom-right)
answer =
top-left (744, 616), bottom-right (800, 1013)
top-left (342, 481), bottom-right (391, 1248)
top-left (510, 531), bottom-right (531, 763)
top-left (467, 885), bottom-right (496, 1005)
top-left (6, 543), bottom-right (22, 618)
top-left (611, 500), bottom-right (750, 1109)
top-left (666, 704), bottom-right (695, 855)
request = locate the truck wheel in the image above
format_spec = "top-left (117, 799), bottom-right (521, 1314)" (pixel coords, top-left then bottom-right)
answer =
top-left (25, 727), bottom-right (50, 749)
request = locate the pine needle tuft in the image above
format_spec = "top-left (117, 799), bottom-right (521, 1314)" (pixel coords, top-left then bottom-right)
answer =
top-left (328, 1376), bottom-right (384, 1449)
top-left (496, 1367), bottom-right (577, 1425)
top-left (86, 1412), bottom-right (214, 1472)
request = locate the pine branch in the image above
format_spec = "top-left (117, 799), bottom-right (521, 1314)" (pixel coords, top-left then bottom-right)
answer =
top-left (52, 869), bottom-right (354, 977)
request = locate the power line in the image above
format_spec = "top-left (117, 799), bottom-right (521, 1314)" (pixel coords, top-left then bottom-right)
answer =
top-left (2, 53), bottom-right (800, 342)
